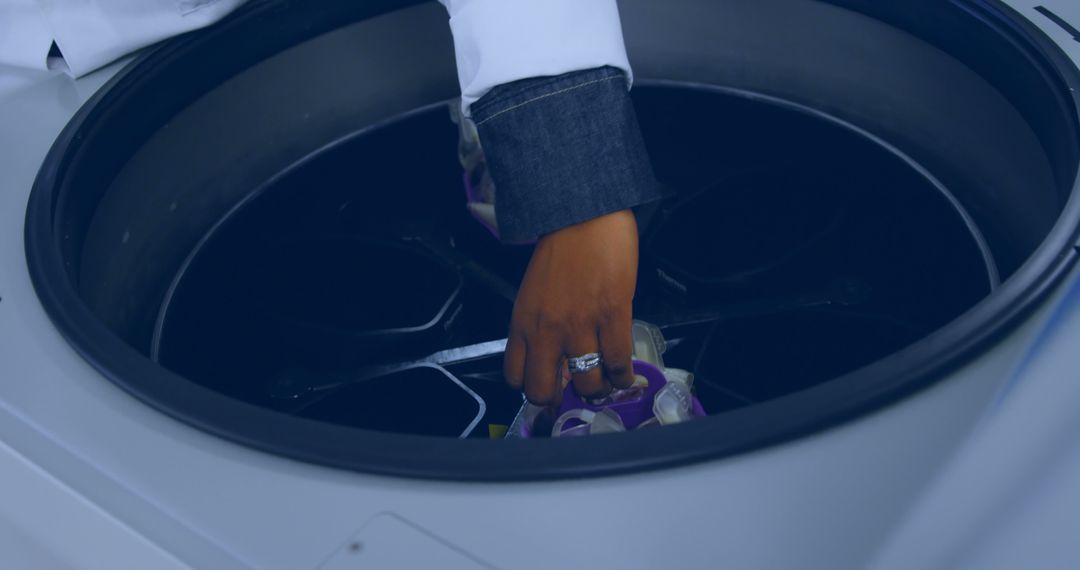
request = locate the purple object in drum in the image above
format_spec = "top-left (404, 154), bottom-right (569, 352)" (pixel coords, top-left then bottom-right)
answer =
top-left (515, 360), bottom-right (706, 438)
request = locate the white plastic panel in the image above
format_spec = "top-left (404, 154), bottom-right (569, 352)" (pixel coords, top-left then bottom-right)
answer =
top-left (319, 513), bottom-right (493, 570)
top-left (0, 1), bottom-right (1077, 569)
top-left (0, 438), bottom-right (189, 570)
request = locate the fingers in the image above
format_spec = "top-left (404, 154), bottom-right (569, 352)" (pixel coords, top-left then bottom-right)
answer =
top-left (599, 308), bottom-right (635, 390)
top-left (522, 333), bottom-right (564, 406)
top-left (506, 313), bottom-right (633, 404)
top-left (507, 315), bottom-right (634, 404)
top-left (565, 333), bottom-right (608, 399)
top-left (504, 331), bottom-right (526, 392)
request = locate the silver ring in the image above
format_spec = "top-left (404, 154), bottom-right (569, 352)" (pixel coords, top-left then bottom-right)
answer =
top-left (567, 352), bottom-right (602, 374)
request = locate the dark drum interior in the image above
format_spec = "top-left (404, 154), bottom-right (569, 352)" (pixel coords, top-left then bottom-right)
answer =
top-left (151, 85), bottom-right (998, 436)
top-left (24, 0), bottom-right (1080, 479)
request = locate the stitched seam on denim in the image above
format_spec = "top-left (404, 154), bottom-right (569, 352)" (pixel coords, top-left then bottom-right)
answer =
top-left (474, 75), bottom-right (622, 127)
top-left (473, 66), bottom-right (623, 116)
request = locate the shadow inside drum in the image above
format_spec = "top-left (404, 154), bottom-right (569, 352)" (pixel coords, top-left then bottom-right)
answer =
top-left (154, 83), bottom-right (997, 437)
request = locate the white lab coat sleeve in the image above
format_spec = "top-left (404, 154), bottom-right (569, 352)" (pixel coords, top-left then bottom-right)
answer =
top-left (438, 0), bottom-right (633, 115)
top-left (0, 0), bottom-right (246, 76)
top-left (0, 0), bottom-right (55, 70)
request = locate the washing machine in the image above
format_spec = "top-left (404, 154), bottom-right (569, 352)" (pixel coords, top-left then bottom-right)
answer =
top-left (3, 0), bottom-right (1080, 568)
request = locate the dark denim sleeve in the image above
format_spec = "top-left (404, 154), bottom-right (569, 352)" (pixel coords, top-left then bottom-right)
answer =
top-left (470, 66), bottom-right (664, 243)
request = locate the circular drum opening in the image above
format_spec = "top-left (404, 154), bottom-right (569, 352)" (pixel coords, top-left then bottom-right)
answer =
top-left (25, 0), bottom-right (1080, 479)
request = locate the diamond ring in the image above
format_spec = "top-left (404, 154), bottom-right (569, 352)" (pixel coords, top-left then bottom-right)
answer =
top-left (567, 352), bottom-right (602, 374)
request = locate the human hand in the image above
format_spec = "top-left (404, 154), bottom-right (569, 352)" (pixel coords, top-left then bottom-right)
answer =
top-left (504, 209), bottom-right (639, 406)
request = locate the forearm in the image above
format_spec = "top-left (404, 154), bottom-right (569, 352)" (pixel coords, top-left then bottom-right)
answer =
top-left (439, 0), bottom-right (664, 242)
top-left (471, 66), bottom-right (663, 242)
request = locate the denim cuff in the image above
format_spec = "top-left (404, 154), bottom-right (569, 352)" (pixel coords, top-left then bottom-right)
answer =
top-left (471, 66), bottom-right (664, 242)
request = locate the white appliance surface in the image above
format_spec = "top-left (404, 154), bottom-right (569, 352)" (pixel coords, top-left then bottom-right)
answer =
top-left (1, 1), bottom-right (1078, 568)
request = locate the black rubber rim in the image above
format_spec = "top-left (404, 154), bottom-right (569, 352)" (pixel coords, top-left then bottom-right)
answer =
top-left (23, 0), bottom-right (1080, 481)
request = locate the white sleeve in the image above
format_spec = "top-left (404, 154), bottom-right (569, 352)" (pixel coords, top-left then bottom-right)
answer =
top-left (438, 0), bottom-right (633, 115)
top-left (0, 0), bottom-right (55, 71)
top-left (0, 0), bottom-right (246, 76)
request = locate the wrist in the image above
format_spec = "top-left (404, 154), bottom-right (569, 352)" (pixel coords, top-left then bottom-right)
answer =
top-left (541, 209), bottom-right (636, 242)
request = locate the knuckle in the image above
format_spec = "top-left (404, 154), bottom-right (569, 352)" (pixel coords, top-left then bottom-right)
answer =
top-left (597, 310), bottom-right (616, 327)
top-left (524, 384), bottom-right (555, 407)
top-left (604, 359), bottom-right (632, 378)
top-left (539, 313), bottom-right (585, 339)
top-left (599, 305), bottom-right (628, 328)
top-left (598, 297), bottom-right (621, 315)
top-left (536, 313), bottom-right (564, 333)
top-left (512, 311), bottom-right (540, 334)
